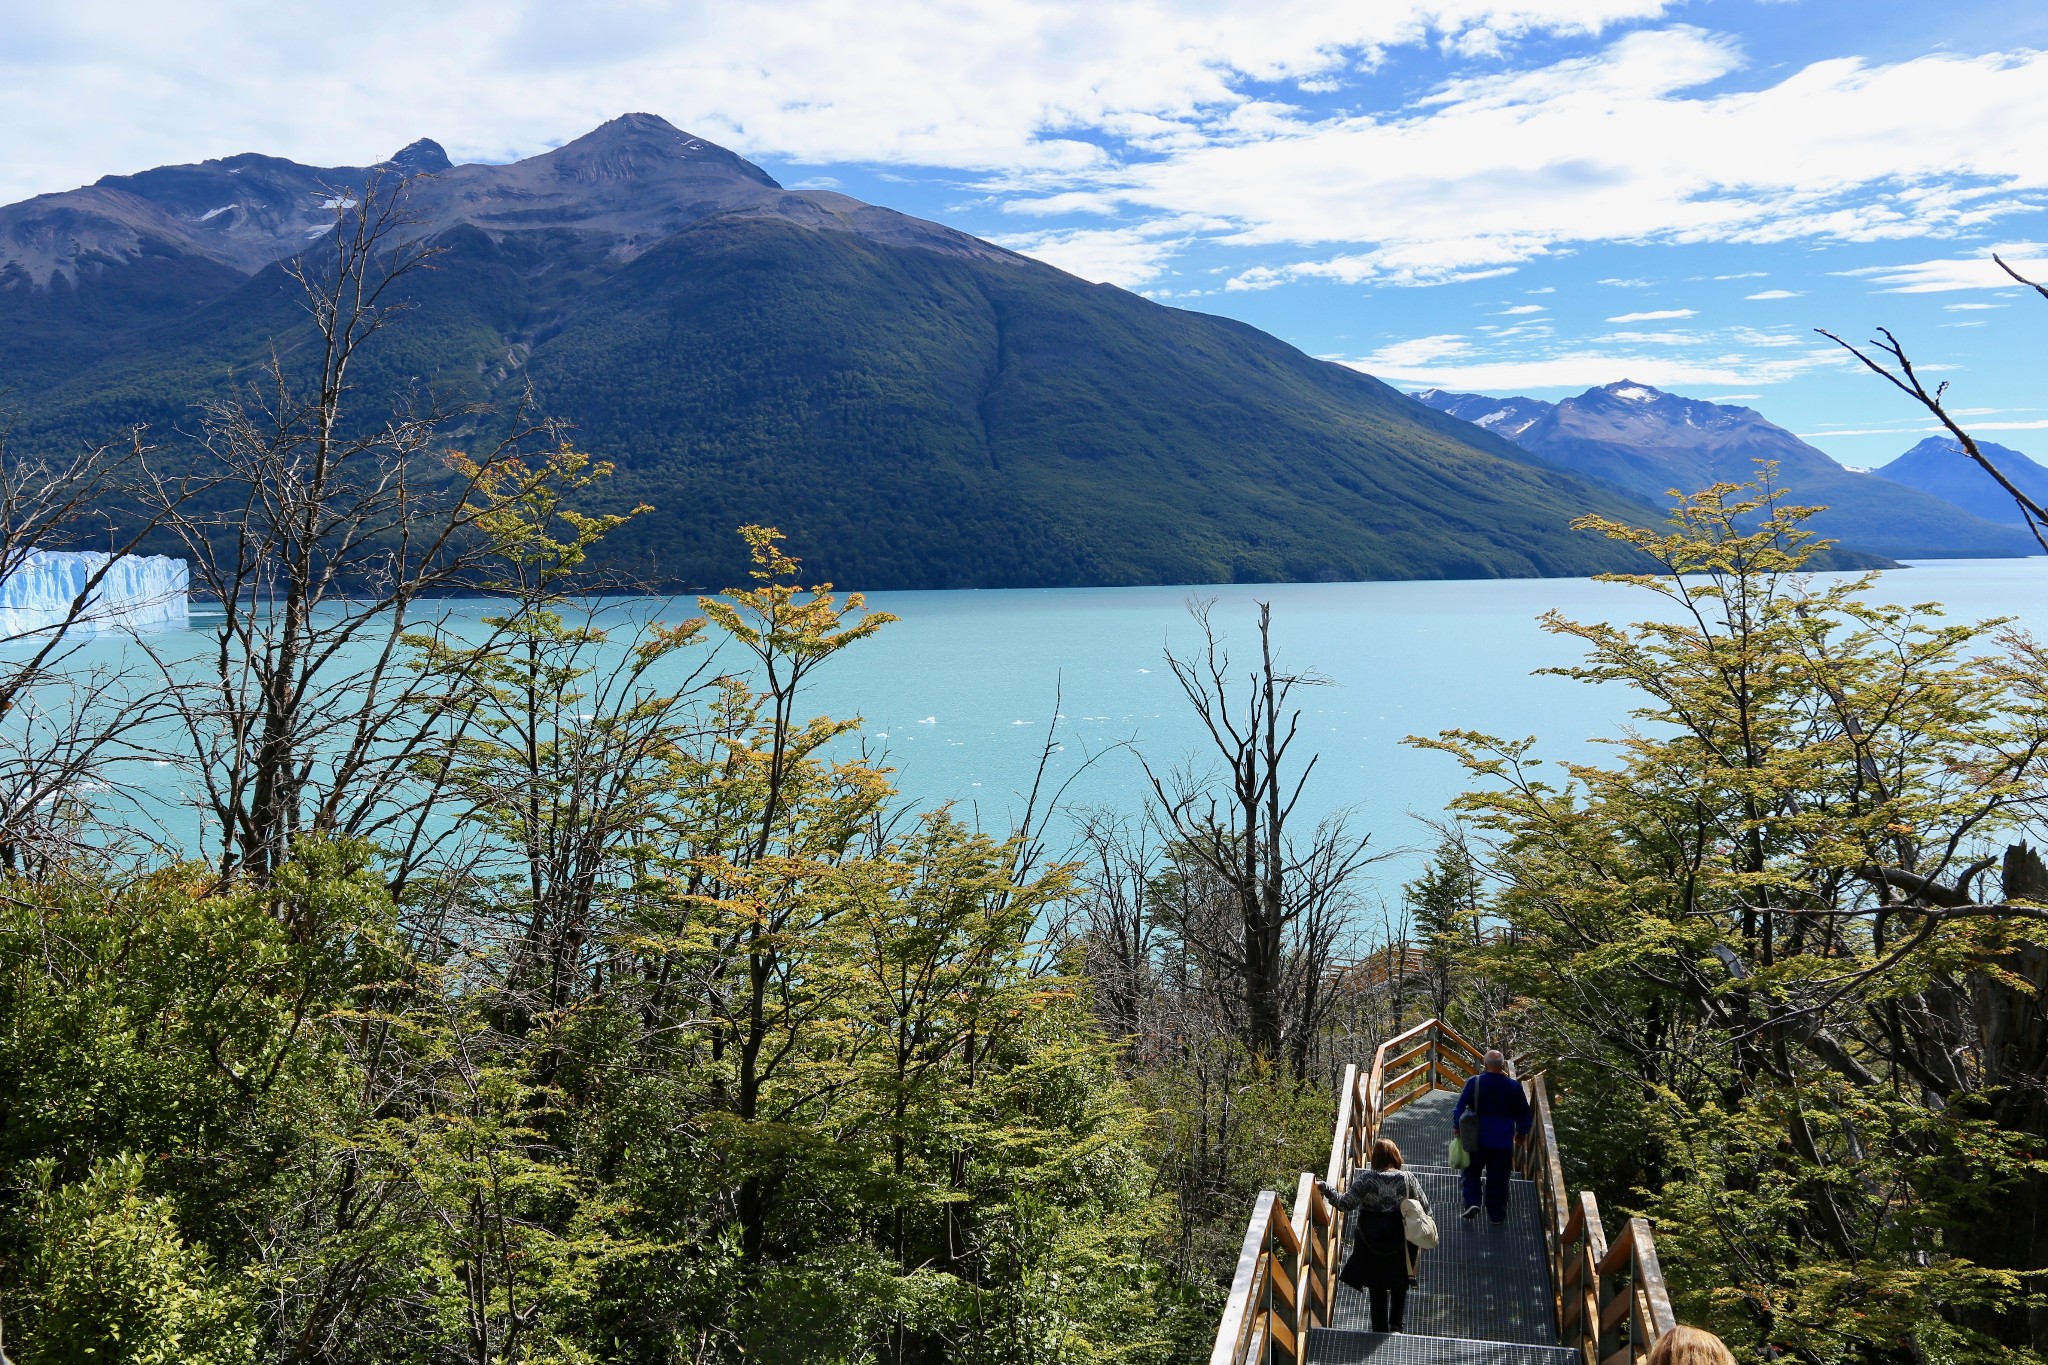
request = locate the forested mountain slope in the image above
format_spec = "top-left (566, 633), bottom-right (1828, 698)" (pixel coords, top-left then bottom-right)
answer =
top-left (0, 115), bottom-right (1660, 590)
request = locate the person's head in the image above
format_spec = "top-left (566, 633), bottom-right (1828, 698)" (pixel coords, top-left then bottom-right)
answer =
top-left (1484, 1049), bottom-right (1507, 1072)
top-left (1369, 1138), bottom-right (1404, 1171)
top-left (1647, 1326), bottom-right (1737, 1365)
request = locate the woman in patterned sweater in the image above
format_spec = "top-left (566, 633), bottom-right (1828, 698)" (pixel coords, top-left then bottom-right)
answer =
top-left (1318, 1137), bottom-right (1430, 1333)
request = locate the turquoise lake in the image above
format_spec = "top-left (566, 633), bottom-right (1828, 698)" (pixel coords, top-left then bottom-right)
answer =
top-left (748, 556), bottom-right (2048, 891)
top-left (37, 556), bottom-right (2048, 897)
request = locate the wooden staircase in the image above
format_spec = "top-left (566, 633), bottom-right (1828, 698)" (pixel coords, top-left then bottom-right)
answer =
top-left (1209, 1020), bottom-right (1678, 1365)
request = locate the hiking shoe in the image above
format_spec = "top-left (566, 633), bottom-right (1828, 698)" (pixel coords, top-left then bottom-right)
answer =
top-left (1461, 1205), bottom-right (1480, 1219)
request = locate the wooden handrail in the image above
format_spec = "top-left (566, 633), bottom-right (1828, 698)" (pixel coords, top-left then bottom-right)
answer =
top-left (1211, 1019), bottom-right (1683, 1364)
top-left (1325, 1063), bottom-right (1358, 1186)
top-left (1521, 1075), bottom-right (1678, 1365)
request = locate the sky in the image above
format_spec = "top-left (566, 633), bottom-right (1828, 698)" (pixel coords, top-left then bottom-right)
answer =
top-left (5, 0), bottom-right (2048, 468)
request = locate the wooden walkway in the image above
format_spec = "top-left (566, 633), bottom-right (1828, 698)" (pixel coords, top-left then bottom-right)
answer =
top-left (1329, 1092), bottom-right (1557, 1343)
top-left (1209, 1018), bottom-right (1679, 1365)
top-left (1312, 1092), bottom-right (1569, 1361)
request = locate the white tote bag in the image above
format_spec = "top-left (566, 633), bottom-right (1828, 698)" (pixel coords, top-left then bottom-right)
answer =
top-left (1400, 1194), bottom-right (1440, 1250)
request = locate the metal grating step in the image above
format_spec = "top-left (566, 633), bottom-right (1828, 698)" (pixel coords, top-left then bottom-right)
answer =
top-left (1306, 1328), bottom-right (1579, 1365)
top-left (1375, 1089), bottom-right (1463, 1158)
top-left (1404, 1165), bottom-right (1531, 1182)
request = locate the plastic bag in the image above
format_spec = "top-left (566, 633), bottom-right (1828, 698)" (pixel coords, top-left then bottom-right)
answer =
top-left (1448, 1134), bottom-right (1471, 1169)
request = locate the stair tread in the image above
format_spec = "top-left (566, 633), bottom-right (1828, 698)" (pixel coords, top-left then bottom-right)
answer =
top-left (1307, 1328), bottom-right (1579, 1365)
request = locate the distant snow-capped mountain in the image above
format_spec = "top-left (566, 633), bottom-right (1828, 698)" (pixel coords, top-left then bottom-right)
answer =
top-left (1413, 380), bottom-right (2038, 560)
top-left (1408, 389), bottom-right (1553, 440)
top-left (1871, 437), bottom-right (2048, 530)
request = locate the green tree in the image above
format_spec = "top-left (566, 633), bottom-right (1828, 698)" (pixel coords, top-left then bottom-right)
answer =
top-left (1418, 476), bottom-right (2048, 1362)
top-left (20, 1155), bottom-right (252, 1365)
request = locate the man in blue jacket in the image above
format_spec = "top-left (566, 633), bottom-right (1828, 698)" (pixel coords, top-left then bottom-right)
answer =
top-left (1452, 1049), bottom-right (1531, 1223)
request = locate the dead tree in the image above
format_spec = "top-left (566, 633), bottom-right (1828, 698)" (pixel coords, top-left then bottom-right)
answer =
top-left (1142, 599), bottom-right (1376, 1075)
top-left (134, 171), bottom-right (561, 885)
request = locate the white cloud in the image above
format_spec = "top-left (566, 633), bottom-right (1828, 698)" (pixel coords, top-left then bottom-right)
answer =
top-left (1712, 271), bottom-right (1767, 280)
top-left (1605, 330), bottom-right (1700, 344)
top-left (1836, 243), bottom-right (2048, 292)
top-left (1347, 341), bottom-right (1844, 389)
top-left (1607, 308), bottom-right (1696, 322)
top-left (1599, 277), bottom-right (1655, 287)
top-left (0, 0), bottom-right (1678, 203)
top-left (1798, 420), bottom-right (2048, 437)
top-left (1495, 303), bottom-right (1547, 314)
top-left (1356, 333), bottom-right (1476, 367)
top-left (15, 7), bottom-right (2047, 302)
top-left (990, 29), bottom-right (2048, 286)
top-left (990, 221), bottom-right (1200, 285)
top-left (1944, 301), bottom-right (2006, 310)
top-left (1728, 326), bottom-right (1805, 348)
top-left (1745, 289), bottom-right (1802, 299)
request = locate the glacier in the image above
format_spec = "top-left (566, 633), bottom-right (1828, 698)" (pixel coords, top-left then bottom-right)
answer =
top-left (0, 550), bottom-right (190, 638)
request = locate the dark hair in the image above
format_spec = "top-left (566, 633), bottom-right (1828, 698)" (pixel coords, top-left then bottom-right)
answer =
top-left (1369, 1138), bottom-right (1403, 1171)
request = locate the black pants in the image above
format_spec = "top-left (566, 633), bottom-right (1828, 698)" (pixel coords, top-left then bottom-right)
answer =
top-left (1462, 1144), bottom-right (1513, 1221)
top-left (1368, 1279), bottom-right (1409, 1332)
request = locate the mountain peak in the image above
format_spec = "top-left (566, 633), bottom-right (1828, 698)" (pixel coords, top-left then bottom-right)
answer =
top-left (540, 113), bottom-right (780, 190)
top-left (1594, 379), bottom-right (1666, 404)
top-left (383, 138), bottom-right (451, 176)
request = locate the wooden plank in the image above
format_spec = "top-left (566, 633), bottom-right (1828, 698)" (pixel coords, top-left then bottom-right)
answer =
top-left (1602, 1342), bottom-right (1636, 1365)
top-left (1600, 1287), bottom-right (1634, 1333)
top-left (1580, 1192), bottom-right (1610, 1265)
top-left (1267, 1309), bottom-right (1298, 1362)
top-left (1269, 1253), bottom-right (1297, 1311)
top-left (1436, 1018), bottom-right (1490, 1066)
top-left (1326, 1063), bottom-right (1357, 1185)
top-left (1596, 1219), bottom-right (1637, 1278)
top-left (1377, 1018), bottom-right (1439, 1056)
top-left (1289, 1173), bottom-right (1319, 1339)
top-left (1531, 1076), bottom-right (1572, 1244)
top-left (1382, 1039), bottom-right (1433, 1075)
top-left (1209, 1190), bottom-right (1279, 1365)
top-left (1271, 1203), bottom-right (1302, 1255)
top-left (1562, 1200), bottom-right (1586, 1245)
top-left (1382, 1062), bottom-right (1433, 1098)
top-left (1629, 1219), bottom-right (1680, 1338)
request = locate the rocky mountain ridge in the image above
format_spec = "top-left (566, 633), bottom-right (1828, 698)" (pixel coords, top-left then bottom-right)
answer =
top-left (1414, 381), bottom-right (2037, 560)
top-left (1871, 436), bottom-right (2048, 530)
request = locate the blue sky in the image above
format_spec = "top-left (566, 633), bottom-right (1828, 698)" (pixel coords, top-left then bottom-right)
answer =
top-left (6, 0), bottom-right (2048, 468)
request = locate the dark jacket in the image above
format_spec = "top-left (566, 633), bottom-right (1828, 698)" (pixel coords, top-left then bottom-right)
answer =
top-left (1453, 1070), bottom-right (1532, 1151)
top-left (1320, 1167), bottom-right (1429, 1290)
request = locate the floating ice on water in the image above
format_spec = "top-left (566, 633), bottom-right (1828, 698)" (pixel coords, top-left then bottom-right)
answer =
top-left (0, 550), bottom-right (189, 639)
